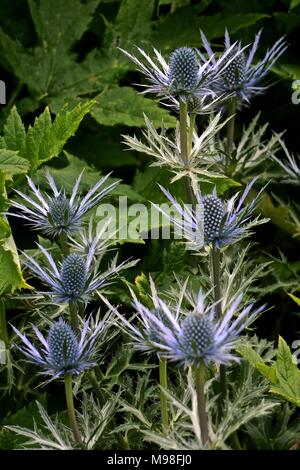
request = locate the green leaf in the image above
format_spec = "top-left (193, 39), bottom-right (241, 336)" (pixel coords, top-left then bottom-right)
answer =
top-left (103, 0), bottom-right (155, 50)
top-left (0, 222), bottom-right (32, 294)
top-left (269, 337), bottom-right (300, 407)
top-left (3, 106), bottom-right (26, 156)
top-left (0, 149), bottom-right (29, 180)
top-left (288, 293), bottom-right (300, 306)
top-left (91, 87), bottom-right (176, 128)
top-left (153, 9), bottom-right (269, 49)
top-left (272, 63), bottom-right (300, 81)
top-left (290, 0), bottom-right (300, 10)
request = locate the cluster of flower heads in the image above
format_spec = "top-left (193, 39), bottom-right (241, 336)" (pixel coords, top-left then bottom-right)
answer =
top-left (154, 178), bottom-right (267, 250)
top-left (110, 279), bottom-right (264, 367)
top-left (11, 315), bottom-right (111, 382)
top-left (199, 29), bottom-right (287, 107)
top-left (121, 30), bottom-right (286, 112)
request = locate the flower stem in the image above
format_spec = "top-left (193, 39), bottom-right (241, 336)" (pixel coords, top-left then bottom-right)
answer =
top-left (159, 357), bottom-right (168, 434)
top-left (87, 369), bottom-right (105, 405)
top-left (188, 112), bottom-right (196, 156)
top-left (0, 298), bottom-right (9, 346)
top-left (225, 97), bottom-right (236, 174)
top-left (59, 233), bottom-right (70, 256)
top-left (211, 245), bottom-right (222, 320)
top-left (211, 245), bottom-right (227, 408)
top-left (179, 99), bottom-right (194, 206)
top-left (69, 301), bottom-right (79, 333)
top-left (64, 373), bottom-right (82, 445)
top-left (194, 361), bottom-right (209, 446)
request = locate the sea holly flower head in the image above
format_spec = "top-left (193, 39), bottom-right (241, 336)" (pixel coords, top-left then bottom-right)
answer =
top-left (21, 241), bottom-right (136, 304)
top-left (8, 172), bottom-right (119, 238)
top-left (112, 280), bottom-right (265, 367)
top-left (200, 29), bottom-right (287, 106)
top-left (11, 317), bottom-right (106, 381)
top-left (155, 178), bottom-right (267, 250)
top-left (120, 42), bottom-right (242, 104)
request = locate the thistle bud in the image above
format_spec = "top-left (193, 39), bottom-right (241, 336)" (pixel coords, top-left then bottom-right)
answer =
top-left (60, 254), bottom-right (87, 300)
top-left (224, 50), bottom-right (246, 89)
top-left (180, 315), bottom-right (214, 358)
top-left (48, 195), bottom-right (75, 230)
top-left (47, 319), bottom-right (79, 371)
top-left (169, 47), bottom-right (199, 94)
top-left (203, 194), bottom-right (225, 242)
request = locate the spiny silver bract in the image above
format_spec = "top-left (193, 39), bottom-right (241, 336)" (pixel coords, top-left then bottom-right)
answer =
top-left (8, 172), bottom-right (119, 238)
top-left (11, 317), bottom-right (107, 380)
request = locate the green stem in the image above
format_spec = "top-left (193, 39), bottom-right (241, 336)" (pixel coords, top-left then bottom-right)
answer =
top-left (179, 100), bottom-right (194, 206)
top-left (69, 301), bottom-right (79, 333)
top-left (64, 373), bottom-right (82, 445)
top-left (159, 357), bottom-right (168, 435)
top-left (188, 112), bottom-right (196, 156)
top-left (211, 246), bottom-right (222, 320)
top-left (0, 298), bottom-right (9, 346)
top-left (194, 361), bottom-right (209, 446)
top-left (225, 98), bottom-right (236, 174)
top-left (59, 233), bottom-right (70, 256)
top-left (87, 369), bottom-right (105, 405)
top-left (211, 245), bottom-right (226, 408)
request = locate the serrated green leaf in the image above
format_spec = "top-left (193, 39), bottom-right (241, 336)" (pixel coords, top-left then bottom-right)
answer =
top-left (269, 336), bottom-right (300, 407)
top-left (92, 87), bottom-right (176, 128)
top-left (256, 363), bottom-right (277, 385)
top-left (3, 106), bottom-right (26, 156)
top-left (0, 149), bottom-right (29, 180)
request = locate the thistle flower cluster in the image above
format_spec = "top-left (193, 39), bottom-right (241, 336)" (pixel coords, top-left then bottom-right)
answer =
top-left (8, 172), bottom-right (118, 238)
top-left (155, 179), bottom-right (267, 250)
top-left (11, 316), bottom-right (108, 381)
top-left (113, 280), bottom-right (264, 367)
top-left (22, 242), bottom-right (135, 304)
top-left (120, 42), bottom-right (242, 110)
top-left (199, 29), bottom-right (287, 106)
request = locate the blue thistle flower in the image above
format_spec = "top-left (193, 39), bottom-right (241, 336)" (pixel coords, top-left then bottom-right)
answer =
top-left (113, 282), bottom-right (265, 367)
top-left (199, 29), bottom-right (287, 106)
top-left (8, 172), bottom-right (119, 238)
top-left (155, 178), bottom-right (267, 250)
top-left (21, 241), bottom-right (136, 304)
top-left (11, 317), bottom-right (106, 380)
top-left (169, 47), bottom-right (200, 95)
top-left (120, 43), bottom-right (242, 104)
